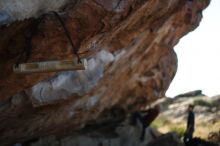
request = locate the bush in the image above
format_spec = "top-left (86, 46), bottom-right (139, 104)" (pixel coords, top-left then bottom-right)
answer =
top-left (193, 99), bottom-right (212, 107)
top-left (150, 116), bottom-right (171, 129)
top-left (170, 126), bottom-right (185, 138)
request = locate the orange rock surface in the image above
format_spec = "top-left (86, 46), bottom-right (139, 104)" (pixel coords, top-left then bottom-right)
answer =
top-left (0, 0), bottom-right (210, 145)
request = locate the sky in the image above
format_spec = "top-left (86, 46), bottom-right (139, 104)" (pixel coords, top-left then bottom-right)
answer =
top-left (166, 0), bottom-right (220, 97)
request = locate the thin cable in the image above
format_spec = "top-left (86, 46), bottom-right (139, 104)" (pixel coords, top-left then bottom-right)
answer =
top-left (52, 11), bottom-right (82, 63)
top-left (15, 18), bottom-right (44, 67)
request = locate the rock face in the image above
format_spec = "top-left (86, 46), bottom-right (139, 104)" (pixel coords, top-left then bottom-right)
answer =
top-left (146, 132), bottom-right (184, 146)
top-left (186, 138), bottom-right (219, 146)
top-left (0, 0), bottom-right (210, 145)
top-left (16, 120), bottom-right (162, 146)
top-left (174, 90), bottom-right (205, 98)
top-left (151, 95), bottom-right (220, 140)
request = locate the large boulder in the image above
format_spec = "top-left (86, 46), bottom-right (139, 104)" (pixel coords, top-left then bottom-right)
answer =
top-left (146, 132), bottom-right (184, 146)
top-left (175, 90), bottom-right (205, 98)
top-left (0, 0), bottom-right (210, 145)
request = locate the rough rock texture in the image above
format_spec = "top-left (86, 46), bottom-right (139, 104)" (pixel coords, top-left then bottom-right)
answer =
top-left (14, 120), bottom-right (162, 146)
top-left (146, 132), bottom-right (184, 146)
top-left (152, 95), bottom-right (220, 140)
top-left (0, 0), bottom-right (73, 23)
top-left (0, 0), bottom-right (210, 145)
top-left (186, 138), bottom-right (219, 146)
top-left (174, 90), bottom-right (204, 98)
top-left (156, 95), bottom-right (220, 124)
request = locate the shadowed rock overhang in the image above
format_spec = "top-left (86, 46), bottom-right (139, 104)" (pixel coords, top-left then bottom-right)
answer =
top-left (0, 0), bottom-right (210, 145)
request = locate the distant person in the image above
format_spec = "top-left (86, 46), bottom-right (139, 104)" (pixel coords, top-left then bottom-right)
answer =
top-left (130, 105), bottom-right (160, 141)
top-left (184, 104), bottom-right (195, 144)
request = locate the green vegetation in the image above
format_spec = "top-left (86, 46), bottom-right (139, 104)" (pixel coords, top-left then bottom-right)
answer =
top-left (150, 97), bottom-right (220, 140)
top-left (170, 126), bottom-right (185, 138)
top-left (151, 116), bottom-right (171, 129)
top-left (193, 99), bottom-right (213, 107)
top-left (151, 116), bottom-right (185, 138)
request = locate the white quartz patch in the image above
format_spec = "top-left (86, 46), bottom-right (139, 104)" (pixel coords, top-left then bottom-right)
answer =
top-left (0, 0), bottom-right (72, 25)
top-left (29, 50), bottom-right (114, 106)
